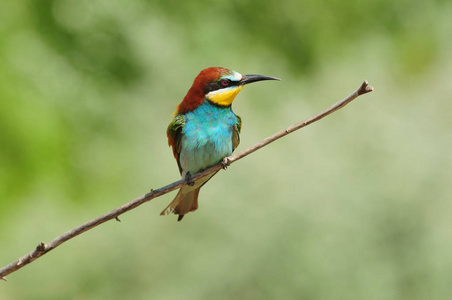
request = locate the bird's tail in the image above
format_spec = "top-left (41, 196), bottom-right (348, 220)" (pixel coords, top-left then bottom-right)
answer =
top-left (160, 186), bottom-right (200, 221)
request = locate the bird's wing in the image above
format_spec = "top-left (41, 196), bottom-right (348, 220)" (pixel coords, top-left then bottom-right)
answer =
top-left (167, 114), bottom-right (185, 174)
top-left (232, 114), bottom-right (242, 151)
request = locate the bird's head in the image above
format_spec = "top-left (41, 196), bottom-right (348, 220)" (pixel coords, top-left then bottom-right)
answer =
top-left (176, 67), bottom-right (280, 113)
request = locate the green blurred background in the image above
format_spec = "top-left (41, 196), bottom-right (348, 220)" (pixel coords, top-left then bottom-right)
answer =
top-left (1, 0), bottom-right (451, 299)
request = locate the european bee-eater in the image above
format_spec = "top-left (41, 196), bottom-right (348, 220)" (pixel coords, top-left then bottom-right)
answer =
top-left (161, 67), bottom-right (279, 221)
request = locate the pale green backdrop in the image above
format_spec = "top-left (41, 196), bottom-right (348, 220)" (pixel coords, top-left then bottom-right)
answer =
top-left (1, 0), bottom-right (451, 299)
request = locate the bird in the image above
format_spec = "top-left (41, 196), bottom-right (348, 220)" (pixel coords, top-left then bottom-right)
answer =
top-left (160, 67), bottom-right (280, 221)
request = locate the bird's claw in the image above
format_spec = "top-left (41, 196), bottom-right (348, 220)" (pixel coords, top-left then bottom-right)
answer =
top-left (185, 172), bottom-right (195, 186)
top-left (221, 157), bottom-right (230, 170)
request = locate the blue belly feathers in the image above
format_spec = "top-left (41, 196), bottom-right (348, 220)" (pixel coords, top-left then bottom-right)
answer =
top-left (179, 100), bottom-right (239, 175)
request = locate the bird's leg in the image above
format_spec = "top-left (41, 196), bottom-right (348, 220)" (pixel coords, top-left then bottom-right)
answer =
top-left (221, 157), bottom-right (230, 170)
top-left (185, 172), bottom-right (195, 186)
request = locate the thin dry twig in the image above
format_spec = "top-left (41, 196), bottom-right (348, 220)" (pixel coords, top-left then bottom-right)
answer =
top-left (0, 81), bottom-right (373, 280)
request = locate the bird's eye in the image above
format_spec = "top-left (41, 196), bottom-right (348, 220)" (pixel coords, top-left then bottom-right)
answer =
top-left (220, 79), bottom-right (230, 86)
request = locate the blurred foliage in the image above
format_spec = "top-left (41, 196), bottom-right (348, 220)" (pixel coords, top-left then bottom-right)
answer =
top-left (152, 0), bottom-right (443, 74)
top-left (1, 0), bottom-right (452, 299)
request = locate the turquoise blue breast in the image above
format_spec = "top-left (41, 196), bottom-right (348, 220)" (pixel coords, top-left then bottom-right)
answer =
top-left (179, 100), bottom-right (239, 175)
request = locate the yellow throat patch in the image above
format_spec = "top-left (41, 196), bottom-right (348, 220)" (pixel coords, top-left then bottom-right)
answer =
top-left (206, 86), bottom-right (244, 106)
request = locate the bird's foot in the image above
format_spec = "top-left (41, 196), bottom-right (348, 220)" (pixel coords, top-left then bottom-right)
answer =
top-left (221, 157), bottom-right (230, 170)
top-left (185, 172), bottom-right (195, 186)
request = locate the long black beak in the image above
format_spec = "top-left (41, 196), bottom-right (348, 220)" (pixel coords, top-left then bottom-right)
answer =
top-left (240, 74), bottom-right (281, 85)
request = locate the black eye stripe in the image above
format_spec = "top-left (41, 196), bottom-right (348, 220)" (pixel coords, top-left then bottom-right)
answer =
top-left (204, 79), bottom-right (239, 94)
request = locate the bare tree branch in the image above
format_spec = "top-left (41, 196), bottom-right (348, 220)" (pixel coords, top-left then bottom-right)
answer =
top-left (0, 81), bottom-right (373, 280)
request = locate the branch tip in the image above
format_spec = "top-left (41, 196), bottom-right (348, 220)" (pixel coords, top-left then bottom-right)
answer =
top-left (115, 216), bottom-right (121, 222)
top-left (358, 80), bottom-right (374, 95)
top-left (1, 277), bottom-right (6, 281)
